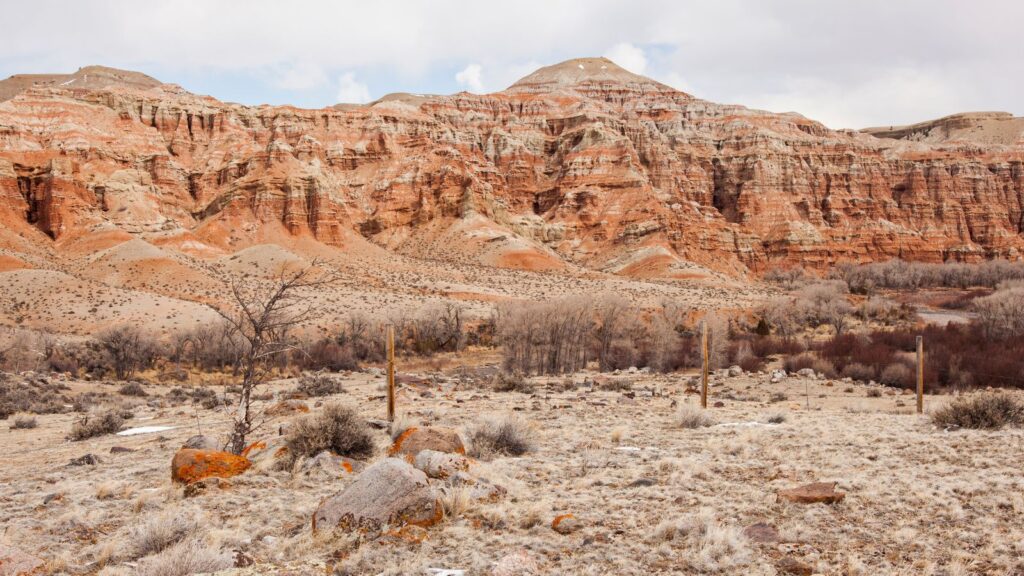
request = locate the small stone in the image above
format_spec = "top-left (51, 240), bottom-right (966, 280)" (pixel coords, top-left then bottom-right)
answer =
top-left (491, 549), bottom-right (541, 576)
top-left (413, 449), bottom-right (469, 479)
top-left (743, 522), bottom-right (780, 543)
top-left (68, 453), bottom-right (101, 466)
top-left (109, 446), bottom-right (134, 454)
top-left (777, 556), bottom-right (814, 575)
top-left (627, 477), bottom-right (656, 488)
top-left (777, 481), bottom-right (845, 504)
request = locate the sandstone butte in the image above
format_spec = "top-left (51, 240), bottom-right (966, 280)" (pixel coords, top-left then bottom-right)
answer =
top-left (0, 58), bottom-right (1022, 280)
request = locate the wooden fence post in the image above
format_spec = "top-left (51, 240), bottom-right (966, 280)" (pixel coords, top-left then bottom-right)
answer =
top-left (701, 320), bottom-right (709, 409)
top-left (916, 335), bottom-right (924, 414)
top-left (387, 324), bottom-right (396, 422)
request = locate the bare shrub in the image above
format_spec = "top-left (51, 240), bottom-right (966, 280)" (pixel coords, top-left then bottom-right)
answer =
top-left (764, 266), bottom-right (810, 289)
top-left (294, 372), bottom-right (344, 397)
top-left (126, 509), bottom-right (201, 559)
top-left (95, 325), bottom-right (157, 380)
top-left (69, 409), bottom-right (125, 440)
top-left (118, 382), bottom-right (147, 397)
top-left (466, 414), bottom-right (534, 459)
top-left (783, 352), bottom-right (837, 378)
top-left (795, 281), bottom-right (854, 335)
top-left (135, 538), bottom-right (233, 576)
top-left (301, 338), bottom-right (357, 372)
top-left (285, 403), bottom-right (375, 462)
top-left (676, 404), bottom-right (714, 428)
top-left (492, 372), bottom-right (533, 393)
top-left (932, 394), bottom-right (1024, 430)
top-left (496, 297), bottom-right (593, 375)
top-left (763, 412), bottom-right (786, 424)
top-left (879, 363), bottom-right (914, 388)
top-left (841, 362), bottom-right (876, 382)
top-left (973, 285), bottom-right (1024, 340)
top-left (10, 415), bottom-right (38, 429)
top-left (842, 259), bottom-right (1024, 293)
top-left (866, 388), bottom-right (882, 398)
top-left (759, 297), bottom-right (805, 341)
top-left (704, 312), bottom-right (731, 370)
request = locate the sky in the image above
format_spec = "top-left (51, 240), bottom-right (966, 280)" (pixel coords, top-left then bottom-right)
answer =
top-left (1, 0), bottom-right (1021, 129)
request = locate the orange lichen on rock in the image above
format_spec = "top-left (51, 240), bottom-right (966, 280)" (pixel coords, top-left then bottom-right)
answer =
top-left (387, 427), bottom-right (465, 457)
top-left (171, 448), bottom-right (251, 485)
top-left (240, 441), bottom-right (266, 458)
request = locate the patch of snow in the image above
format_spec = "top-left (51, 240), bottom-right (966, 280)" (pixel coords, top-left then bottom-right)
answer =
top-left (116, 425), bottom-right (177, 436)
top-left (578, 64), bottom-right (584, 70)
top-left (60, 78), bottom-right (75, 86)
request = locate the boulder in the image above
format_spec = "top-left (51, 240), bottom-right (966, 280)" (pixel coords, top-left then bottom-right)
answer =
top-left (413, 450), bottom-right (469, 479)
top-left (777, 481), bottom-right (845, 504)
top-left (551, 513), bottom-right (580, 534)
top-left (492, 549), bottom-right (541, 576)
top-left (777, 556), bottom-right (814, 575)
top-left (241, 437), bottom-right (290, 472)
top-left (388, 426), bottom-right (465, 457)
top-left (728, 365), bottom-right (743, 377)
top-left (448, 471), bottom-right (507, 503)
top-left (183, 435), bottom-right (220, 450)
top-left (171, 448), bottom-right (251, 485)
top-left (68, 454), bottom-right (101, 466)
top-left (313, 458), bottom-right (441, 533)
top-left (0, 544), bottom-right (43, 576)
top-left (300, 451), bottom-right (364, 477)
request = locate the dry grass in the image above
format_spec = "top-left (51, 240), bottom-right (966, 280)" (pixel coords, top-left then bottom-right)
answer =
top-left (676, 403), bottom-right (714, 428)
top-left (68, 409), bottom-right (125, 440)
top-left (294, 372), bottom-right (344, 397)
top-left (285, 403), bottom-right (375, 462)
top-left (10, 414), bottom-right (38, 429)
top-left (135, 538), bottom-right (233, 576)
top-left (125, 508), bottom-right (201, 559)
top-left (932, 393), bottom-right (1024, 430)
top-left (491, 372), bottom-right (534, 393)
top-left (466, 414), bottom-right (534, 459)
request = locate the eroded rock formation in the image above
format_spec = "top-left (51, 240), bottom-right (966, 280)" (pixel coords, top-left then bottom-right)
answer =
top-left (1, 57), bottom-right (1022, 277)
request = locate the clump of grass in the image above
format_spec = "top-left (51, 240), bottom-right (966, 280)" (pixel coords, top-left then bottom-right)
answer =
top-left (126, 509), bottom-right (201, 559)
top-left (676, 404), bottom-right (714, 429)
top-left (466, 414), bottom-right (534, 459)
top-left (10, 415), bottom-right (38, 429)
top-left (135, 538), bottom-right (232, 576)
top-left (866, 388), bottom-right (882, 398)
top-left (492, 372), bottom-right (534, 394)
top-left (763, 412), bottom-right (786, 424)
top-left (69, 409), bottom-right (125, 440)
top-left (768, 392), bottom-right (788, 403)
top-left (295, 372), bottom-right (344, 397)
top-left (118, 382), bottom-right (147, 397)
top-left (389, 413), bottom-right (417, 441)
top-left (932, 394), bottom-right (1024, 430)
top-left (285, 403), bottom-right (375, 462)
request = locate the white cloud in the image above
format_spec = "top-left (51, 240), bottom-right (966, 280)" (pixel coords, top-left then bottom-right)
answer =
top-left (272, 62), bottom-right (327, 91)
top-left (603, 42), bottom-right (647, 75)
top-left (336, 72), bottom-right (371, 103)
top-left (0, 1), bottom-right (1020, 126)
top-left (455, 63), bottom-right (485, 93)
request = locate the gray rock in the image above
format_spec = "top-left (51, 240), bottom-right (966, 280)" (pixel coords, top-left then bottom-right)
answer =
top-left (312, 458), bottom-right (440, 533)
top-left (414, 449), bottom-right (469, 479)
top-left (728, 365), bottom-right (743, 377)
top-left (183, 435), bottom-right (220, 451)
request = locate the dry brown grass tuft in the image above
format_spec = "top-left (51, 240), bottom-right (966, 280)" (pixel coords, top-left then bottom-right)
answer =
top-left (932, 394), bottom-right (1024, 430)
top-left (285, 403), bottom-right (375, 462)
top-left (69, 409), bottom-right (124, 440)
top-left (294, 372), bottom-right (344, 397)
top-left (491, 372), bottom-right (534, 393)
top-left (135, 538), bottom-right (233, 576)
top-left (676, 404), bottom-right (714, 429)
top-left (10, 414), bottom-right (38, 429)
top-left (126, 508), bottom-right (201, 559)
top-left (466, 414), bottom-right (534, 459)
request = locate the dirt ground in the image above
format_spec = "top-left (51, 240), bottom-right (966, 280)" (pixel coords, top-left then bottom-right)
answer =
top-left (2, 363), bottom-right (1022, 576)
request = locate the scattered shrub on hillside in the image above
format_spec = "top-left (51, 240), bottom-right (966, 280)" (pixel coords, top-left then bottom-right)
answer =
top-left (764, 266), bottom-right (810, 289)
top-left (285, 403), bottom-right (375, 463)
top-left (492, 372), bottom-right (534, 393)
top-left (119, 382), bottom-right (147, 397)
top-left (466, 414), bottom-right (534, 459)
top-left (95, 325), bottom-right (158, 380)
top-left (841, 259), bottom-right (1024, 293)
top-left (879, 363), bottom-right (914, 388)
top-left (301, 339), bottom-right (357, 372)
top-left (10, 415), bottom-right (38, 429)
top-left (840, 362), bottom-right (876, 382)
top-left (295, 372), bottom-right (344, 397)
top-left (932, 394), bottom-right (1024, 430)
top-left (0, 376), bottom-right (73, 419)
top-left (69, 409), bottom-right (125, 440)
top-left (676, 404), bottom-right (714, 429)
top-left (973, 284), bottom-right (1024, 340)
top-left (782, 352), bottom-right (837, 378)
top-left (866, 388), bottom-right (882, 398)
top-left (764, 412), bottom-right (786, 424)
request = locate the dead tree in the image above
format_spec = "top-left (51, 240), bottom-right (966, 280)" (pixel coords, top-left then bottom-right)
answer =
top-left (213, 260), bottom-right (337, 454)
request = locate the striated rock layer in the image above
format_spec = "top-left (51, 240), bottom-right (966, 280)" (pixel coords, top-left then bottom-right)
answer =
top-left (1, 57), bottom-right (1022, 277)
